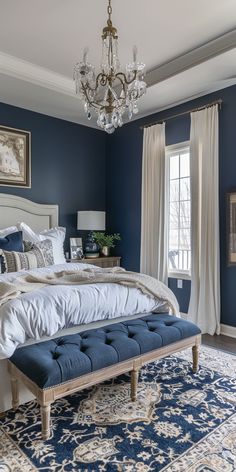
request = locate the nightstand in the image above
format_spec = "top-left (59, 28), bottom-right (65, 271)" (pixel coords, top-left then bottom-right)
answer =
top-left (68, 256), bottom-right (121, 268)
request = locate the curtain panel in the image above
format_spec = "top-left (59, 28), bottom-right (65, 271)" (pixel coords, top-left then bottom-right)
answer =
top-left (188, 105), bottom-right (220, 335)
top-left (140, 123), bottom-right (168, 284)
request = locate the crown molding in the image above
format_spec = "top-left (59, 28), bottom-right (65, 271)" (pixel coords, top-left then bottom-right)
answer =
top-left (0, 28), bottom-right (235, 100)
top-left (0, 29), bottom-right (235, 127)
top-left (0, 51), bottom-right (74, 96)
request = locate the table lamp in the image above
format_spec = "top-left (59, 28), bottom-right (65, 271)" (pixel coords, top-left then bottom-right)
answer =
top-left (77, 211), bottom-right (106, 258)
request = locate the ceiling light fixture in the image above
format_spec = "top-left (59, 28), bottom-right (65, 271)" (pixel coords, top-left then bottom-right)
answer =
top-left (73, 0), bottom-right (146, 134)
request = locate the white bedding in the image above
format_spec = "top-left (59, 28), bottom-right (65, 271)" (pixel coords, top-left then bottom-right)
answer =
top-left (0, 262), bottom-right (167, 359)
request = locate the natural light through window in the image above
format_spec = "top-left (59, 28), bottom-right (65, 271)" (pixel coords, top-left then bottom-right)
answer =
top-left (167, 143), bottom-right (191, 276)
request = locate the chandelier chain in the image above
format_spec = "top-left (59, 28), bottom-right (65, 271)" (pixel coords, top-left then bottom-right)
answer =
top-left (107, 0), bottom-right (112, 24)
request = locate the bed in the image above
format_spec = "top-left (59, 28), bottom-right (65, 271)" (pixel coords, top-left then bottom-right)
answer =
top-left (0, 194), bottom-right (58, 410)
top-left (0, 194), bottom-right (178, 412)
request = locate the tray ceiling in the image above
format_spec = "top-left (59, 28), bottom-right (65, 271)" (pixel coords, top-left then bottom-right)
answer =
top-left (0, 0), bottom-right (235, 127)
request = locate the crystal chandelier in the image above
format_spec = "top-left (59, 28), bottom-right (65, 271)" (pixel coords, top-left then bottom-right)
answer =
top-left (73, 0), bottom-right (146, 134)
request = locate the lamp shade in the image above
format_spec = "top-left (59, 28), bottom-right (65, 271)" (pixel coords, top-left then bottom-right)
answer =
top-left (77, 211), bottom-right (106, 231)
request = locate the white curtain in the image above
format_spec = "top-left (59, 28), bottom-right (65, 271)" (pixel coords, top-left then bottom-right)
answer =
top-left (188, 105), bottom-right (220, 335)
top-left (140, 123), bottom-right (168, 284)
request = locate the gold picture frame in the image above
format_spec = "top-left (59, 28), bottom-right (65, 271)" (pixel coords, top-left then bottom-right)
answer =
top-left (0, 125), bottom-right (31, 188)
top-left (227, 192), bottom-right (236, 265)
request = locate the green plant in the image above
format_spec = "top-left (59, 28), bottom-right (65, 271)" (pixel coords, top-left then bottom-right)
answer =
top-left (92, 232), bottom-right (121, 249)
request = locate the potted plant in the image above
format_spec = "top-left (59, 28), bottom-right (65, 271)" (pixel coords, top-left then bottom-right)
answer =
top-left (92, 232), bottom-right (121, 256)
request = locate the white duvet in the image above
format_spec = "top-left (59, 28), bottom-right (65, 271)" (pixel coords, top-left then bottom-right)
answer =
top-left (0, 262), bottom-right (168, 359)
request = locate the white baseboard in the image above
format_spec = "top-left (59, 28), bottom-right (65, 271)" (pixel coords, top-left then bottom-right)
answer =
top-left (220, 324), bottom-right (236, 338)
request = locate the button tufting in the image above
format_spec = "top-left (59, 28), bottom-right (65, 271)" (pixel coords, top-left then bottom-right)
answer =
top-left (52, 352), bottom-right (59, 360)
top-left (10, 313), bottom-right (201, 390)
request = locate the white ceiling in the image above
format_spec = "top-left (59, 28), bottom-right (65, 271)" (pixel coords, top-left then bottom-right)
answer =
top-left (0, 0), bottom-right (236, 128)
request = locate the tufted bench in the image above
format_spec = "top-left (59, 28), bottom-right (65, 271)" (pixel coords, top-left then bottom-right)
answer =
top-left (8, 313), bottom-right (201, 439)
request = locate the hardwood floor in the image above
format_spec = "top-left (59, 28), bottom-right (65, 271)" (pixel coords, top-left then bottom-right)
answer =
top-left (202, 334), bottom-right (236, 355)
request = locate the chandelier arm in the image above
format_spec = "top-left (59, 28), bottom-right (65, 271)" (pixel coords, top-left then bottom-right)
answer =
top-left (83, 72), bottom-right (109, 94)
top-left (115, 70), bottom-right (138, 86)
top-left (96, 72), bottom-right (109, 88)
top-left (114, 72), bottom-right (140, 106)
top-left (81, 83), bottom-right (102, 110)
top-left (113, 75), bottom-right (129, 106)
top-left (114, 74), bottom-right (126, 90)
top-left (81, 82), bottom-right (116, 113)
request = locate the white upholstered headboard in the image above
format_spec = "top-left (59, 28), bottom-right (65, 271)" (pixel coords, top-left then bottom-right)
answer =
top-left (0, 194), bottom-right (58, 231)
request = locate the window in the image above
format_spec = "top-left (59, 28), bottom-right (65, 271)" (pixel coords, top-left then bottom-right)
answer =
top-left (166, 142), bottom-right (191, 277)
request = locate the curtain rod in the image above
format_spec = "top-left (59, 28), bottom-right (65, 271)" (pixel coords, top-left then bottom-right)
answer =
top-left (140, 99), bottom-right (223, 130)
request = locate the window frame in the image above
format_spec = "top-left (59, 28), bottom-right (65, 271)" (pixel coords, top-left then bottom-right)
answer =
top-left (166, 141), bottom-right (191, 280)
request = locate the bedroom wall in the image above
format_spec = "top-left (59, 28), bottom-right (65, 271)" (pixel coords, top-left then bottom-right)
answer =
top-left (106, 84), bottom-right (236, 327)
top-left (0, 102), bottom-right (106, 248)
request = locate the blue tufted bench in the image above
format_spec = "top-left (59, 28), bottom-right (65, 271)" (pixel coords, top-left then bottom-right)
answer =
top-left (8, 313), bottom-right (201, 439)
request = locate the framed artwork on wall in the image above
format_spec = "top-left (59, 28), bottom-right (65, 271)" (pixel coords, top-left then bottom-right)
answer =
top-left (227, 192), bottom-right (236, 265)
top-left (0, 125), bottom-right (31, 188)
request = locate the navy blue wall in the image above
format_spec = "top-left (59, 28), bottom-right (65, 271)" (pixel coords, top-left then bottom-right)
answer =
top-left (1, 86), bottom-right (236, 327)
top-left (106, 84), bottom-right (236, 327)
top-left (0, 102), bottom-right (106, 249)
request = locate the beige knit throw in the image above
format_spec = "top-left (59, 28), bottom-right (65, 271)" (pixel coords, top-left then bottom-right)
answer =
top-left (0, 267), bottom-right (179, 315)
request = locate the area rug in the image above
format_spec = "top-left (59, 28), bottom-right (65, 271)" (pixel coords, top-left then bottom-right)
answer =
top-left (0, 345), bottom-right (236, 471)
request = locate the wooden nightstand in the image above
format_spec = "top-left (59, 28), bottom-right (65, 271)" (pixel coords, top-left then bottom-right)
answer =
top-left (68, 256), bottom-right (121, 268)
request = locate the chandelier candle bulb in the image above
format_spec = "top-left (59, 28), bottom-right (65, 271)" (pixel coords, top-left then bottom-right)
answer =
top-left (83, 48), bottom-right (89, 63)
top-left (73, 0), bottom-right (146, 133)
top-left (133, 45), bottom-right (138, 63)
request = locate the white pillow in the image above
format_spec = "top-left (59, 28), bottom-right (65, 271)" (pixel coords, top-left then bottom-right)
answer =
top-left (0, 226), bottom-right (18, 237)
top-left (17, 222), bottom-right (66, 265)
top-left (40, 227), bottom-right (66, 264)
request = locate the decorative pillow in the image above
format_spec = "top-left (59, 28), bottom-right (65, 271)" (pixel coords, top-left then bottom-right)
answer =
top-left (0, 231), bottom-right (23, 273)
top-left (0, 226), bottom-right (18, 237)
top-left (1, 240), bottom-right (54, 273)
top-left (17, 222), bottom-right (66, 265)
top-left (40, 227), bottom-right (66, 264)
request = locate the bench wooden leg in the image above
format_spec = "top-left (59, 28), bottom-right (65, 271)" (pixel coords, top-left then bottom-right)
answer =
top-left (41, 404), bottom-right (51, 440)
top-left (192, 344), bottom-right (199, 373)
top-left (10, 377), bottom-right (19, 410)
top-left (131, 368), bottom-right (139, 402)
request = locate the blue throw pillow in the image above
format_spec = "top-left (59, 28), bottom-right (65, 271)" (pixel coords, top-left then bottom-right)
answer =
top-left (0, 231), bottom-right (23, 273)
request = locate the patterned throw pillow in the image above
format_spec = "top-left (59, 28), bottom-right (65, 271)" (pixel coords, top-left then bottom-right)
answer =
top-left (0, 231), bottom-right (23, 273)
top-left (1, 240), bottom-right (54, 273)
top-left (17, 222), bottom-right (66, 264)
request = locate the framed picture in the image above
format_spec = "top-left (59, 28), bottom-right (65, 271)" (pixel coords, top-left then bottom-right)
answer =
top-left (227, 192), bottom-right (236, 265)
top-left (0, 125), bottom-right (31, 188)
top-left (70, 237), bottom-right (84, 260)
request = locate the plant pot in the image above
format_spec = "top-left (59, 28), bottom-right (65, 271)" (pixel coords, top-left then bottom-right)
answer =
top-left (101, 246), bottom-right (110, 256)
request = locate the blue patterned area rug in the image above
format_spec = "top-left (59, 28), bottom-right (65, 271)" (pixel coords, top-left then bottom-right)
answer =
top-left (1, 345), bottom-right (236, 472)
